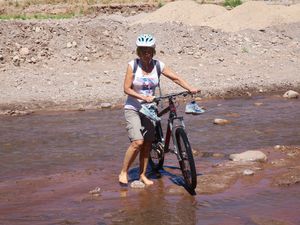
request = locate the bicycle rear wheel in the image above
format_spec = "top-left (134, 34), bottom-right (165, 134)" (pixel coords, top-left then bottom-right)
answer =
top-left (175, 127), bottom-right (197, 190)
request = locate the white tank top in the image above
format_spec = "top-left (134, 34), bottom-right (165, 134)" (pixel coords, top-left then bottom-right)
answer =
top-left (124, 59), bottom-right (165, 111)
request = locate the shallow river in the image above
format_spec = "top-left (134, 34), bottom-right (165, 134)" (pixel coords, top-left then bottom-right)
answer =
top-left (0, 95), bottom-right (299, 225)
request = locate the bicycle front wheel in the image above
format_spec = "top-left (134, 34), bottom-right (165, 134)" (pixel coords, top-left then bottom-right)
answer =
top-left (175, 127), bottom-right (197, 190)
top-left (149, 122), bottom-right (165, 171)
top-left (149, 141), bottom-right (164, 171)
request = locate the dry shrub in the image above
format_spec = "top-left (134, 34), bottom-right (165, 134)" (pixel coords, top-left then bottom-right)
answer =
top-left (0, 0), bottom-right (160, 7)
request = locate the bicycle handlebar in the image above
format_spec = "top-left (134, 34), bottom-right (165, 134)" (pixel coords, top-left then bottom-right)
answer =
top-left (141, 91), bottom-right (196, 104)
top-left (153, 91), bottom-right (190, 102)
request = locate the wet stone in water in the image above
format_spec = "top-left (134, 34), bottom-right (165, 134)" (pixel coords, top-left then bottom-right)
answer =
top-left (89, 187), bottom-right (101, 196)
top-left (229, 150), bottom-right (267, 162)
top-left (130, 180), bottom-right (145, 189)
top-left (283, 90), bottom-right (299, 99)
top-left (243, 169), bottom-right (255, 176)
top-left (100, 103), bottom-right (112, 108)
top-left (213, 118), bottom-right (231, 125)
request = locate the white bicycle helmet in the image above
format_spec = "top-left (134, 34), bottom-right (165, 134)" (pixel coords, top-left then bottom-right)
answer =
top-left (136, 34), bottom-right (156, 48)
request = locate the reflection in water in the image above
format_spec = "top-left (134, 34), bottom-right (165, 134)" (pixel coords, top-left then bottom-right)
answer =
top-left (0, 96), bottom-right (300, 224)
top-left (116, 186), bottom-right (197, 225)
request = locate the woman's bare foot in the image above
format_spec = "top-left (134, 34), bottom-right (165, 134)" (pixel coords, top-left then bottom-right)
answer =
top-left (119, 172), bottom-right (128, 184)
top-left (140, 174), bottom-right (154, 185)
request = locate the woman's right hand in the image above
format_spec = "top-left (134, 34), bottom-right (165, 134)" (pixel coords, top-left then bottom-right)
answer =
top-left (143, 95), bottom-right (155, 103)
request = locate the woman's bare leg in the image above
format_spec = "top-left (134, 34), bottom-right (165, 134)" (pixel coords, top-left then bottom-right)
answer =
top-left (119, 140), bottom-right (143, 184)
top-left (139, 141), bottom-right (154, 185)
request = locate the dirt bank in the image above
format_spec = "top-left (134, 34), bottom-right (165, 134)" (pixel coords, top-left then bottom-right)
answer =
top-left (0, 1), bottom-right (299, 113)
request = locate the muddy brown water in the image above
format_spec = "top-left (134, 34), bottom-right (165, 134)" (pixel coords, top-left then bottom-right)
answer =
top-left (0, 95), bottom-right (299, 225)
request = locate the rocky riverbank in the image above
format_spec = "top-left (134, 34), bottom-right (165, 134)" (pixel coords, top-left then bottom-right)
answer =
top-left (0, 1), bottom-right (299, 114)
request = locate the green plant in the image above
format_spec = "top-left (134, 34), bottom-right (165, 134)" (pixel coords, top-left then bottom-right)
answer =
top-left (15, 1), bottom-right (20, 7)
top-left (0, 13), bottom-right (75, 20)
top-left (223, 0), bottom-right (242, 8)
top-left (242, 47), bottom-right (248, 53)
top-left (158, 1), bottom-right (164, 8)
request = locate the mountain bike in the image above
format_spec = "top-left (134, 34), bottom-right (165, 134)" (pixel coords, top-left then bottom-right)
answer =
top-left (145, 91), bottom-right (197, 190)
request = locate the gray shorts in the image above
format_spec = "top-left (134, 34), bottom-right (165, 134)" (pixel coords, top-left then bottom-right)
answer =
top-left (124, 109), bottom-right (155, 142)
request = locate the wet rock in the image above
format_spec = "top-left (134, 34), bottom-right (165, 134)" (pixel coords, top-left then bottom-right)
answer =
top-left (100, 103), bottom-right (112, 108)
top-left (272, 168), bottom-right (300, 186)
top-left (167, 186), bottom-right (186, 194)
top-left (229, 150), bottom-right (267, 162)
top-left (273, 145), bottom-right (300, 156)
top-left (130, 180), bottom-right (145, 189)
top-left (3, 110), bottom-right (33, 116)
top-left (196, 172), bottom-right (238, 194)
top-left (192, 149), bottom-right (199, 156)
top-left (254, 102), bottom-right (263, 106)
top-left (213, 118), bottom-right (231, 125)
top-left (250, 216), bottom-right (289, 225)
top-left (274, 145), bottom-right (285, 150)
top-left (212, 153), bottom-right (226, 158)
top-left (243, 169), bottom-right (255, 176)
top-left (89, 187), bottom-right (101, 196)
top-left (225, 112), bottom-right (240, 118)
top-left (103, 212), bottom-right (113, 218)
top-left (283, 90), bottom-right (299, 99)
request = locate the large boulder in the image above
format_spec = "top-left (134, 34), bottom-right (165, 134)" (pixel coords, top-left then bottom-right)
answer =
top-left (229, 150), bottom-right (267, 162)
top-left (283, 90), bottom-right (299, 99)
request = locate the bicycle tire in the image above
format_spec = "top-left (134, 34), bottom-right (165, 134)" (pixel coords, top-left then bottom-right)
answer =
top-left (149, 124), bottom-right (165, 171)
top-left (149, 141), bottom-right (164, 171)
top-left (175, 127), bottom-right (197, 190)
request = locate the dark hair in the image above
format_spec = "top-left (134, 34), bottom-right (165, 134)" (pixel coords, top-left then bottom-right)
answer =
top-left (136, 47), bottom-right (156, 57)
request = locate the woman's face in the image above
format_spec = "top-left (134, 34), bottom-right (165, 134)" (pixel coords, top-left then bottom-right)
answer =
top-left (139, 47), bottom-right (155, 63)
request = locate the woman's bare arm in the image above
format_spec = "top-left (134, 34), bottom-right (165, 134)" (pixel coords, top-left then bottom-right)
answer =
top-left (162, 66), bottom-right (199, 94)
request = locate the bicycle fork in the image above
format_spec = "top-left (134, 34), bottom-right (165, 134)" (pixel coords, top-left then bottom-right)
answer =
top-left (169, 117), bottom-right (186, 161)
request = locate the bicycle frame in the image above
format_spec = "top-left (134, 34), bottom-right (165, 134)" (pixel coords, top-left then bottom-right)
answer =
top-left (149, 91), bottom-right (198, 192)
top-left (156, 95), bottom-right (186, 157)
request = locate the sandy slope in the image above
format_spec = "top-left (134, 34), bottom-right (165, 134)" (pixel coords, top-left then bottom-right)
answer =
top-left (203, 2), bottom-right (300, 32)
top-left (132, 1), bottom-right (227, 26)
top-left (134, 1), bottom-right (300, 32)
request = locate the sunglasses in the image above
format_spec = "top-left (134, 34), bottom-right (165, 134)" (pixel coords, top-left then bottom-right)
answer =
top-left (139, 47), bottom-right (154, 54)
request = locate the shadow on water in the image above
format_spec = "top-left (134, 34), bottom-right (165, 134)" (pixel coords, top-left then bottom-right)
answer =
top-left (0, 95), bottom-right (300, 224)
top-left (128, 165), bottom-right (196, 195)
top-left (156, 165), bottom-right (197, 195)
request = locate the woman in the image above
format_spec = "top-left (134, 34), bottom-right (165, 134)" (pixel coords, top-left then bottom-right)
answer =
top-left (119, 34), bottom-right (199, 186)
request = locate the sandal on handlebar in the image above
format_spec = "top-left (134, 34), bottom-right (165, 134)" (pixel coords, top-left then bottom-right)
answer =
top-left (185, 101), bottom-right (205, 115)
top-left (139, 91), bottom-right (200, 120)
top-left (139, 104), bottom-right (161, 122)
top-left (153, 91), bottom-right (190, 102)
